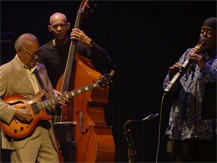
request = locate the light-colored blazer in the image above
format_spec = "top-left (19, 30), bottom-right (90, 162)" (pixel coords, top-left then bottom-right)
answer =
top-left (0, 55), bottom-right (59, 151)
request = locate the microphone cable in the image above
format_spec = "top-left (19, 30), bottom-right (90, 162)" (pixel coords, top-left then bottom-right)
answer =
top-left (155, 92), bottom-right (167, 163)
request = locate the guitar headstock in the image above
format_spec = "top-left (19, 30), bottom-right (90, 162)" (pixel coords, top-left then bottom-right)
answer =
top-left (98, 70), bottom-right (115, 88)
top-left (78, 0), bottom-right (98, 18)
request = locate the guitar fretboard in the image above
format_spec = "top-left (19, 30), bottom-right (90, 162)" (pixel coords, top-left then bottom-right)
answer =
top-left (36, 82), bottom-right (99, 112)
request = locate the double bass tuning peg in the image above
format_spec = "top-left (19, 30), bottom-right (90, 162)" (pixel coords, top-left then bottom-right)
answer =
top-left (94, 3), bottom-right (98, 8)
top-left (90, 9), bottom-right (94, 14)
top-left (90, 2), bottom-right (97, 13)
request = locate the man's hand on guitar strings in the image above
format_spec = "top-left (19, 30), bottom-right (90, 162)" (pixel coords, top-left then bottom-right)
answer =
top-left (53, 89), bottom-right (62, 97)
top-left (53, 89), bottom-right (69, 108)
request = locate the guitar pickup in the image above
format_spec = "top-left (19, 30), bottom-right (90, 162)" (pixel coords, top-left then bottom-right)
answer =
top-left (14, 117), bottom-right (18, 123)
top-left (31, 103), bottom-right (40, 115)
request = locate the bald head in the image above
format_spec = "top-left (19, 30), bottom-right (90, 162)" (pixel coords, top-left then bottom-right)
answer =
top-left (48, 12), bottom-right (70, 42)
top-left (49, 12), bottom-right (67, 25)
top-left (15, 33), bottom-right (40, 69)
top-left (15, 33), bottom-right (39, 51)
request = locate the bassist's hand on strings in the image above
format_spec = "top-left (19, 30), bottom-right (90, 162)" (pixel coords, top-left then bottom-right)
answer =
top-left (70, 28), bottom-right (93, 48)
top-left (53, 89), bottom-right (69, 108)
top-left (14, 108), bottom-right (33, 123)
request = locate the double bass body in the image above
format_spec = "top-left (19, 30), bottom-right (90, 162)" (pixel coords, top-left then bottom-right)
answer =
top-left (70, 55), bottom-right (115, 162)
top-left (57, 53), bottom-right (116, 162)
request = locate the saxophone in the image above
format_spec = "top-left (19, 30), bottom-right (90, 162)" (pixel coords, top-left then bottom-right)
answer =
top-left (123, 114), bottom-right (159, 163)
top-left (123, 120), bottom-right (136, 163)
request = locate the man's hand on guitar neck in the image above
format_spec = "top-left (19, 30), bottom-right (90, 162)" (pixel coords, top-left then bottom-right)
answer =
top-left (14, 109), bottom-right (33, 123)
top-left (53, 89), bottom-right (69, 108)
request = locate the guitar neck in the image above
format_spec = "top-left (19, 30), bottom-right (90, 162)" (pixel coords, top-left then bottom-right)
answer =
top-left (37, 81), bottom-right (99, 111)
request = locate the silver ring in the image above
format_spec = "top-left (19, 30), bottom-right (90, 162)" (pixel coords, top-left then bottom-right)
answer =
top-left (76, 34), bottom-right (78, 37)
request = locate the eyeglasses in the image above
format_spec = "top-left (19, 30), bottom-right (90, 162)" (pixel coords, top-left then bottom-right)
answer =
top-left (21, 47), bottom-right (42, 57)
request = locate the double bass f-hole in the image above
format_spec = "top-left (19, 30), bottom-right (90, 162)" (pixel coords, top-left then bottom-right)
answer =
top-left (77, 111), bottom-right (84, 133)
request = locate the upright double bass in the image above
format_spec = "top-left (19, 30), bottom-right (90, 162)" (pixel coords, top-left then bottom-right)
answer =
top-left (55, 1), bottom-right (116, 162)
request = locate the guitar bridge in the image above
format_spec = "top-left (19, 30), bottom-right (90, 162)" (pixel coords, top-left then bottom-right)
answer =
top-left (31, 103), bottom-right (40, 115)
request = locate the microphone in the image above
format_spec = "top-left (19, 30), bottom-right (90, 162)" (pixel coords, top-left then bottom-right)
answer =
top-left (141, 113), bottom-right (159, 121)
top-left (123, 113), bottom-right (159, 131)
top-left (164, 41), bottom-right (206, 93)
top-left (127, 113), bottom-right (159, 124)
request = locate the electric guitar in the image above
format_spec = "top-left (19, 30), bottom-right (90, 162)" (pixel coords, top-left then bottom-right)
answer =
top-left (1, 70), bottom-right (114, 139)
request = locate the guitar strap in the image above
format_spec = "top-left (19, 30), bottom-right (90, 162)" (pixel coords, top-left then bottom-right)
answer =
top-left (34, 69), bottom-right (48, 93)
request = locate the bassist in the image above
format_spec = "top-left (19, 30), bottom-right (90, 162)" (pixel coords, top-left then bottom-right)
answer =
top-left (38, 12), bottom-right (112, 88)
top-left (37, 12), bottom-right (112, 162)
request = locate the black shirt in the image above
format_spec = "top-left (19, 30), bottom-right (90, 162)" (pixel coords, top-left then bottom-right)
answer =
top-left (37, 37), bottom-right (112, 88)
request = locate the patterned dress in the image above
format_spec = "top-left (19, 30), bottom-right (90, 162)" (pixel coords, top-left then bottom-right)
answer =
top-left (163, 48), bottom-right (217, 140)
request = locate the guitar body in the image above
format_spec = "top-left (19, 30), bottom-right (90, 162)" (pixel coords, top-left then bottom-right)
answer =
top-left (0, 70), bottom-right (114, 140)
top-left (1, 90), bottom-right (53, 139)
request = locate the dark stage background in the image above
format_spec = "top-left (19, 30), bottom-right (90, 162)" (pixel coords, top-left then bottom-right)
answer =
top-left (0, 1), bottom-right (216, 162)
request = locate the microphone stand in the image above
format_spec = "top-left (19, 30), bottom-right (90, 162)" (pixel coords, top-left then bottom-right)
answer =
top-left (123, 113), bottom-right (159, 163)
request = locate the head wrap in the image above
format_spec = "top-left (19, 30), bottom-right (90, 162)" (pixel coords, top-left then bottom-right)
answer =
top-left (201, 17), bottom-right (217, 30)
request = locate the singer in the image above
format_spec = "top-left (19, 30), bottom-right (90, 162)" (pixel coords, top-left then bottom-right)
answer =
top-left (163, 17), bottom-right (217, 162)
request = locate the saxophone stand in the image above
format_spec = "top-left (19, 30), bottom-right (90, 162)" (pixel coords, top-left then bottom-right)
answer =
top-left (123, 113), bottom-right (159, 163)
